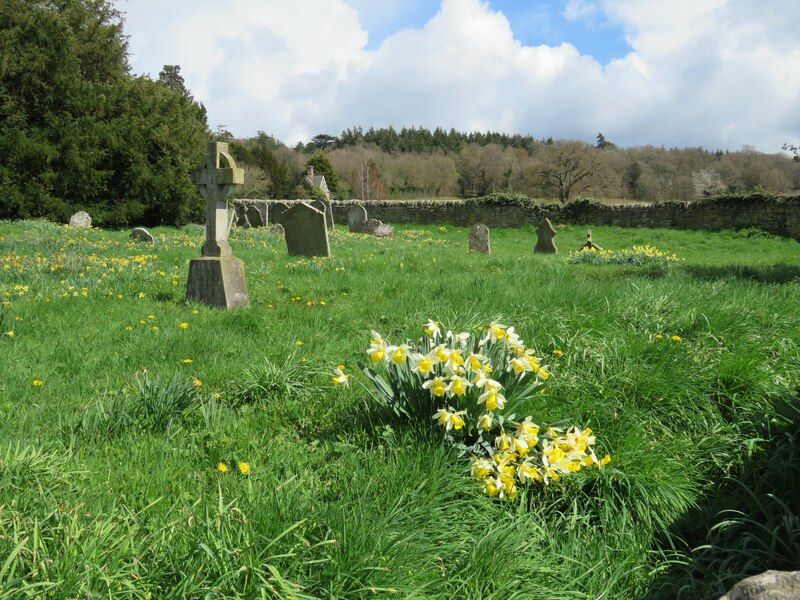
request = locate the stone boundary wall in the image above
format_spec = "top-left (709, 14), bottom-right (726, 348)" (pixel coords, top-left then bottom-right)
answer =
top-left (235, 196), bottom-right (800, 240)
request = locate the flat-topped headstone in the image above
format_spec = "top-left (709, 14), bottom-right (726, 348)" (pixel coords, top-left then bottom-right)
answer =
top-left (469, 223), bottom-right (491, 253)
top-left (534, 218), bottom-right (558, 254)
top-left (311, 199), bottom-right (334, 231)
top-left (69, 211), bottom-right (91, 229)
top-left (130, 227), bottom-right (155, 243)
top-left (185, 141), bottom-right (249, 308)
top-left (348, 205), bottom-right (368, 233)
top-left (283, 202), bottom-right (330, 257)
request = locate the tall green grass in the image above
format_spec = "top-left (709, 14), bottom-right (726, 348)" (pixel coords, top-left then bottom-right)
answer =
top-left (1, 219), bottom-right (798, 598)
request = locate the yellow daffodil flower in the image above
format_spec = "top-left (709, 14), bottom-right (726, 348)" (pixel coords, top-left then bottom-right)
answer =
top-left (423, 376), bottom-right (447, 397)
top-left (331, 367), bottom-right (350, 387)
top-left (446, 375), bottom-right (470, 396)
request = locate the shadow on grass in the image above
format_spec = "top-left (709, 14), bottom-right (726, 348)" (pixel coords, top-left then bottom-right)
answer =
top-left (644, 396), bottom-right (800, 599)
top-left (684, 263), bottom-right (800, 284)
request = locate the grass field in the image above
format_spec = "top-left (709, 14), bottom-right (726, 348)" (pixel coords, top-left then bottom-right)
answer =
top-left (1, 219), bottom-right (799, 599)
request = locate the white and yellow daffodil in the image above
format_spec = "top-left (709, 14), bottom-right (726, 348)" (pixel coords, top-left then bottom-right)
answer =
top-left (422, 376), bottom-right (448, 397)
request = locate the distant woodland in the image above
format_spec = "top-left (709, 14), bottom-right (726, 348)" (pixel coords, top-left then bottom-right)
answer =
top-left (228, 128), bottom-right (800, 204)
top-left (1, 0), bottom-right (798, 228)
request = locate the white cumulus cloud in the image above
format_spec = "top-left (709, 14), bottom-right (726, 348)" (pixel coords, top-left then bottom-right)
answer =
top-left (121, 0), bottom-right (800, 151)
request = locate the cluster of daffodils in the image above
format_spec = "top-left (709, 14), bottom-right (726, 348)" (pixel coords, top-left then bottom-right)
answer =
top-left (352, 320), bottom-right (610, 499)
top-left (569, 244), bottom-right (680, 266)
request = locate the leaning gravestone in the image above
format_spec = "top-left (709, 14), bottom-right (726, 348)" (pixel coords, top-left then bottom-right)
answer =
top-left (283, 202), bottom-right (330, 257)
top-left (311, 199), bottom-right (334, 231)
top-left (245, 204), bottom-right (264, 228)
top-left (348, 205), bottom-right (368, 233)
top-left (469, 223), bottom-right (491, 254)
top-left (130, 227), bottom-right (155, 243)
top-left (534, 218), bottom-right (558, 254)
top-left (185, 141), bottom-right (249, 308)
top-left (69, 211), bottom-right (91, 229)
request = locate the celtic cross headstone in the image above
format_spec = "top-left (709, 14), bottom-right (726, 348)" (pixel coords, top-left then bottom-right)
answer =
top-left (185, 142), bottom-right (250, 308)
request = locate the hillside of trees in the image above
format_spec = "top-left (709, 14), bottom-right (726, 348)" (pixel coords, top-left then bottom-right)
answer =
top-left (230, 127), bottom-right (800, 204)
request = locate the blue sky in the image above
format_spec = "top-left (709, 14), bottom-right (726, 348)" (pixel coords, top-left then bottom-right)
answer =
top-left (121, 0), bottom-right (800, 152)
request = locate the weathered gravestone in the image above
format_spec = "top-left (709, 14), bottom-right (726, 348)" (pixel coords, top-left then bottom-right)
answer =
top-left (534, 218), bottom-right (558, 254)
top-left (283, 202), bottom-right (330, 257)
top-left (269, 223), bottom-right (284, 235)
top-left (69, 211), bottom-right (92, 229)
top-left (271, 202), bottom-right (291, 227)
top-left (363, 218), bottom-right (394, 239)
top-left (348, 205), bottom-right (368, 233)
top-left (581, 229), bottom-right (602, 251)
top-left (231, 202), bottom-right (250, 228)
top-left (311, 199), bottom-right (334, 231)
top-left (130, 227), bottom-right (155, 243)
top-left (469, 223), bottom-right (491, 254)
top-left (245, 204), bottom-right (265, 228)
top-left (185, 141), bottom-right (249, 308)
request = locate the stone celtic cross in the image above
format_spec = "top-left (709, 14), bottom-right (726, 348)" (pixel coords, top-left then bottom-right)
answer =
top-left (192, 141), bottom-right (244, 257)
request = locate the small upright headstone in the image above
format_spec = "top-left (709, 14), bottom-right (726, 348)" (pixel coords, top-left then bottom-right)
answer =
top-left (185, 141), bottom-right (249, 309)
top-left (269, 223), bottom-right (284, 236)
top-left (283, 202), bottom-right (330, 257)
top-left (534, 218), bottom-right (558, 254)
top-left (469, 223), bottom-right (491, 254)
top-left (69, 211), bottom-right (91, 229)
top-left (130, 227), bottom-right (155, 243)
top-left (581, 229), bottom-right (602, 251)
top-left (348, 205), bottom-right (368, 233)
top-left (245, 204), bottom-right (264, 228)
top-left (311, 199), bottom-right (334, 231)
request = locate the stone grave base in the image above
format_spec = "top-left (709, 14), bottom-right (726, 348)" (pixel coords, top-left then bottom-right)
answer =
top-left (185, 256), bottom-right (250, 308)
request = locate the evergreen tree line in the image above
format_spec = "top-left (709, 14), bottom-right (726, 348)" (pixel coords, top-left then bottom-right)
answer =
top-left (0, 0), bottom-right (209, 227)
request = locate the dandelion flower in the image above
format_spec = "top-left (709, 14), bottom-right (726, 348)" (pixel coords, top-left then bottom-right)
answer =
top-left (216, 462), bottom-right (229, 473)
top-left (238, 462), bottom-right (252, 476)
top-left (552, 349), bottom-right (564, 356)
top-left (671, 335), bottom-right (682, 342)
top-left (182, 358), bottom-right (193, 364)
top-left (32, 379), bottom-right (43, 386)
top-left (180, 322), bottom-right (189, 329)
top-left (192, 377), bottom-right (202, 388)
top-left (4, 331), bottom-right (14, 337)
top-left (655, 334), bottom-right (664, 340)
top-left (295, 340), bottom-right (303, 346)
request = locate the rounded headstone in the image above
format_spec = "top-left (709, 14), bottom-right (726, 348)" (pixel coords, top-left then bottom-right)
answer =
top-left (69, 211), bottom-right (92, 229)
top-left (130, 227), bottom-right (155, 243)
top-left (269, 223), bottom-right (285, 235)
top-left (348, 205), bottom-right (368, 233)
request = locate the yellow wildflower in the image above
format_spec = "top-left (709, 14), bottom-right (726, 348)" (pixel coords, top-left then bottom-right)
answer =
top-left (182, 358), bottom-right (193, 364)
top-left (238, 462), bottom-right (252, 476)
top-left (216, 462), bottom-right (229, 473)
top-left (4, 331), bottom-right (14, 337)
top-left (180, 322), bottom-right (189, 329)
top-left (671, 335), bottom-right (682, 342)
top-left (32, 379), bottom-right (43, 386)
top-left (331, 367), bottom-right (349, 387)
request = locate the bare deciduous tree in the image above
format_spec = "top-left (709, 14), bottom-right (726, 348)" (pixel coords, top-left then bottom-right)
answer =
top-left (538, 142), bottom-right (604, 203)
